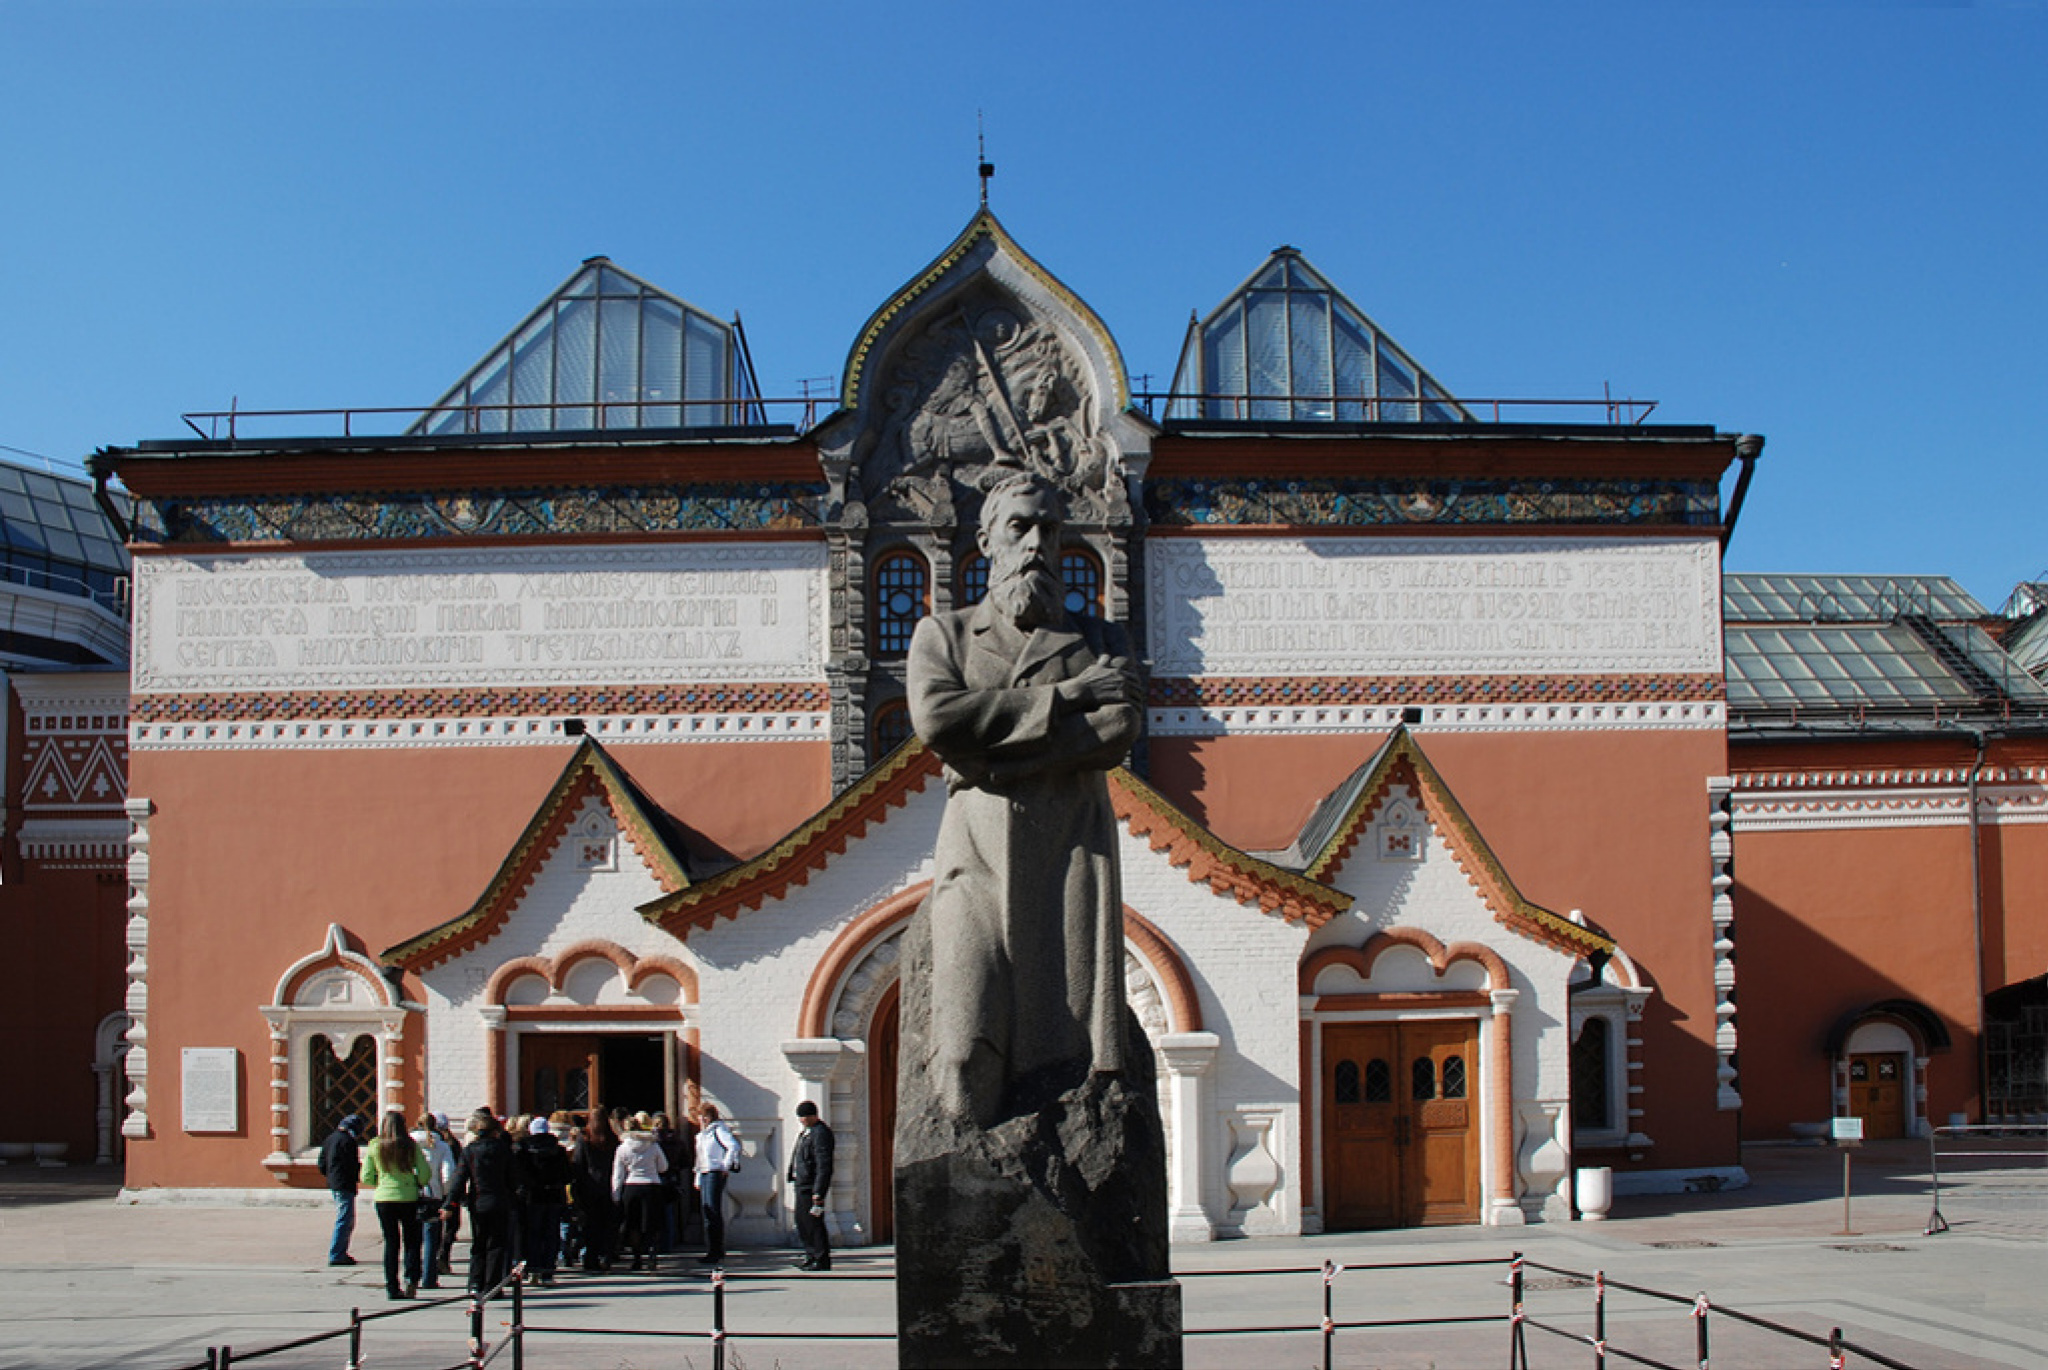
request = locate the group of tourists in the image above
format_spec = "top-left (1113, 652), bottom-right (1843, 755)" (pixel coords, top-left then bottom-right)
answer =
top-left (317, 1097), bottom-right (828, 1302)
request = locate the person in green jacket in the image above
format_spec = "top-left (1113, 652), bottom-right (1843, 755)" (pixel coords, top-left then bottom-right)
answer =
top-left (360, 1109), bottom-right (435, 1300)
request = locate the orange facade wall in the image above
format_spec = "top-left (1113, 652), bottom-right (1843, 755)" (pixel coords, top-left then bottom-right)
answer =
top-left (1151, 726), bottom-right (1738, 1171)
top-left (122, 738), bottom-right (829, 1190)
top-left (0, 868), bottom-right (129, 1162)
top-left (1731, 824), bottom-right (1981, 1134)
top-left (1729, 733), bottom-right (2048, 1136)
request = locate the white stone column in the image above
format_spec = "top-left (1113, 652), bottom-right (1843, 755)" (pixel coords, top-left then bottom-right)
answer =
top-left (781, 1038), bottom-right (859, 1243)
top-left (1156, 1031), bottom-right (1220, 1242)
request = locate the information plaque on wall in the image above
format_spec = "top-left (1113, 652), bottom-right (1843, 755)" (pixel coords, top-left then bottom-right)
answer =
top-left (181, 1048), bottom-right (240, 1133)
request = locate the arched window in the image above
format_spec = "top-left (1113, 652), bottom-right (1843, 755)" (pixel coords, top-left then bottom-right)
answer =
top-left (959, 552), bottom-right (990, 606)
top-left (1441, 1054), bottom-right (1468, 1100)
top-left (1061, 549), bottom-right (1103, 617)
top-left (1411, 1056), bottom-right (1437, 1101)
top-left (873, 550), bottom-right (930, 657)
top-left (309, 1034), bottom-right (377, 1144)
top-left (1333, 1059), bottom-right (1361, 1106)
top-left (872, 699), bottom-right (915, 756)
top-left (1364, 1059), bottom-right (1391, 1103)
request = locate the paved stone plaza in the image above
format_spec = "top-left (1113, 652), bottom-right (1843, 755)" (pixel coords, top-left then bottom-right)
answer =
top-left (1, 1140), bottom-right (2040, 1369)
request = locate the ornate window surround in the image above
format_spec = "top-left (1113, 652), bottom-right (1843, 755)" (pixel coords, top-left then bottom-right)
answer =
top-left (260, 924), bottom-right (414, 1173)
top-left (1568, 945), bottom-right (1653, 1153)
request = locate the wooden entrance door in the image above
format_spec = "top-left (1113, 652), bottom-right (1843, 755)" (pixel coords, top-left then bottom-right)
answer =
top-left (1848, 1053), bottom-right (1907, 1140)
top-left (869, 986), bottom-right (900, 1244)
top-left (1322, 1020), bottom-right (1481, 1229)
top-left (523, 1035), bottom-right (598, 1118)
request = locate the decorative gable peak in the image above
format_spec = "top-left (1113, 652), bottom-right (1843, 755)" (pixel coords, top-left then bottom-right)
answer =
top-left (821, 210), bottom-right (1154, 530)
top-left (383, 737), bottom-right (697, 972)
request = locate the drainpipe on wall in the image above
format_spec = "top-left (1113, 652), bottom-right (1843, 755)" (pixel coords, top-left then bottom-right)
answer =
top-left (1719, 434), bottom-right (1764, 550)
top-left (1949, 724), bottom-right (1991, 1123)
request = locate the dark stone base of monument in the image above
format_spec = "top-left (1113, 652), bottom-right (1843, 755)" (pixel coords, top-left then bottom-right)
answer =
top-left (895, 907), bottom-right (1182, 1368)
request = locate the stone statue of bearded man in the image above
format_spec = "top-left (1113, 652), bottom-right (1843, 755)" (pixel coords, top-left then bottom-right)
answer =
top-left (904, 472), bottom-right (1144, 1128)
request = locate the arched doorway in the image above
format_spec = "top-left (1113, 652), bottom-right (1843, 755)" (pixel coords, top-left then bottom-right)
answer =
top-left (867, 985), bottom-right (901, 1243)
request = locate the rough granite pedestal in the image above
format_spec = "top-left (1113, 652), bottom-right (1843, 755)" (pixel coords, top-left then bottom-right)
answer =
top-left (894, 906), bottom-right (1183, 1369)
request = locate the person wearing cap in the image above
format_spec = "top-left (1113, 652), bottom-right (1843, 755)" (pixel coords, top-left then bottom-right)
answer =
top-left (512, 1115), bottom-right (573, 1286)
top-left (787, 1099), bottom-right (834, 1272)
top-left (318, 1113), bottom-right (367, 1267)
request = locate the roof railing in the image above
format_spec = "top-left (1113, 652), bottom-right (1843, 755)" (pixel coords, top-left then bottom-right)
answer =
top-left (177, 393), bottom-right (1665, 443)
top-left (180, 396), bottom-right (818, 444)
top-left (1139, 392), bottom-right (1660, 425)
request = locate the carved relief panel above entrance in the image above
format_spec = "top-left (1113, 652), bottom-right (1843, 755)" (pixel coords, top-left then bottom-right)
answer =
top-left (855, 293), bottom-right (1123, 528)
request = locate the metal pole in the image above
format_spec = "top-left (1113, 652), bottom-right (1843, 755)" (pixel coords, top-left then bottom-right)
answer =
top-left (1838, 1150), bottom-right (1857, 1236)
top-left (511, 1267), bottom-right (524, 1370)
top-left (1321, 1259), bottom-right (1336, 1370)
top-left (1693, 1293), bottom-right (1710, 1370)
top-left (1926, 1127), bottom-right (1950, 1234)
top-left (1508, 1252), bottom-right (1527, 1370)
top-left (712, 1266), bottom-right (727, 1370)
top-left (1829, 1326), bottom-right (1846, 1369)
top-left (469, 1290), bottom-right (485, 1370)
top-left (346, 1307), bottom-right (362, 1370)
top-left (1594, 1270), bottom-right (1607, 1370)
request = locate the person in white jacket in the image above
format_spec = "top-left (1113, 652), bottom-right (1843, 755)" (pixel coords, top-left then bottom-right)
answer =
top-left (611, 1112), bottom-right (670, 1272)
top-left (411, 1114), bottom-right (457, 1290)
top-left (691, 1102), bottom-right (741, 1266)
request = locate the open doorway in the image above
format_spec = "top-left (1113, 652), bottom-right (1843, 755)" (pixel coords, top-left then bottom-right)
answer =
top-left (520, 1032), bottom-right (675, 1120)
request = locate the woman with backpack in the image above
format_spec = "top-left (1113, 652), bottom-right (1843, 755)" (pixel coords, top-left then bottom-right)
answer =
top-left (359, 1109), bottom-right (434, 1300)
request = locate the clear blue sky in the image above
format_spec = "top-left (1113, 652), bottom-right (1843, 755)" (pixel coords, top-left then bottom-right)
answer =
top-left (3, 3), bottom-right (2041, 608)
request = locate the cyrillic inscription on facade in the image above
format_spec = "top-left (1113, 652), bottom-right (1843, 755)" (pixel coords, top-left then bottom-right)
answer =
top-left (133, 544), bottom-right (827, 693)
top-left (1147, 537), bottom-right (1720, 677)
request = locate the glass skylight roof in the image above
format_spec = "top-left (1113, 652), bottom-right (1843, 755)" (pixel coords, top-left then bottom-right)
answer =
top-left (412, 260), bottom-right (762, 436)
top-left (1722, 573), bottom-right (2047, 715)
top-left (0, 462), bottom-right (129, 608)
top-left (1166, 249), bottom-right (1467, 423)
top-left (1722, 573), bottom-right (1986, 623)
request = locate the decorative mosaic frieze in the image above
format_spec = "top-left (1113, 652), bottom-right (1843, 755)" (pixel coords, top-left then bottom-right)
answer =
top-left (129, 683), bottom-right (832, 751)
top-left (1151, 673), bottom-right (1723, 709)
top-left (13, 679), bottom-right (129, 867)
top-left (132, 681), bottom-right (828, 725)
top-left (1145, 476), bottom-right (1719, 528)
top-left (131, 483), bottom-right (827, 546)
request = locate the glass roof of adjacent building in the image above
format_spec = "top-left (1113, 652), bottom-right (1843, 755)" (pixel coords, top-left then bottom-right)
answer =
top-left (1166, 248), bottom-right (1468, 424)
top-left (412, 259), bottom-right (762, 436)
top-left (1723, 572), bottom-right (1987, 623)
top-left (0, 461), bottom-right (129, 608)
top-left (1722, 573), bottom-right (2047, 717)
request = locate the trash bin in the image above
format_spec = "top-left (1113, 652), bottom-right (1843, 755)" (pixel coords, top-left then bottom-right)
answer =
top-left (1576, 1166), bottom-right (1613, 1221)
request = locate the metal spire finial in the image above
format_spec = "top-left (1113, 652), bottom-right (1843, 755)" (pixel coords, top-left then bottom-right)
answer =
top-left (977, 112), bottom-right (995, 207)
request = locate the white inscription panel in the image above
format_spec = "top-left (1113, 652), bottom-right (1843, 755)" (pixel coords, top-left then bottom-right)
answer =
top-left (181, 1047), bottom-right (240, 1133)
top-left (134, 543), bottom-right (827, 694)
top-left (1147, 536), bottom-right (1720, 678)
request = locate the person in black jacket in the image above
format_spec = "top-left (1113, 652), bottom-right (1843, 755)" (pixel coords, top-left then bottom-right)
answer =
top-left (444, 1109), bottom-right (516, 1295)
top-left (574, 1107), bottom-right (621, 1272)
top-left (512, 1117), bottom-right (573, 1287)
top-left (787, 1100), bottom-right (834, 1272)
top-left (318, 1114), bottom-right (366, 1267)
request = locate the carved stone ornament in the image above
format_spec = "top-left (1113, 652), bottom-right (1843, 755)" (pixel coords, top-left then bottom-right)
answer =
top-left (856, 296), bottom-right (1123, 527)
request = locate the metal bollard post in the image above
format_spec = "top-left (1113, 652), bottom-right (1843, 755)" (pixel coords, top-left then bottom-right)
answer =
top-left (511, 1268), bottom-right (524, 1370)
top-left (1508, 1252), bottom-right (1527, 1370)
top-left (1593, 1271), bottom-right (1607, 1370)
top-left (469, 1290), bottom-right (486, 1370)
top-left (1693, 1293), bottom-right (1710, 1370)
top-left (1321, 1260), bottom-right (1338, 1370)
top-left (346, 1307), bottom-right (362, 1370)
top-left (1829, 1326), bottom-right (1845, 1369)
top-left (218, 1348), bottom-right (233, 1370)
top-left (712, 1267), bottom-right (728, 1370)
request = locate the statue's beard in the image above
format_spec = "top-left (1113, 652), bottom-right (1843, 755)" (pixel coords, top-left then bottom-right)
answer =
top-left (989, 552), bottom-right (1063, 629)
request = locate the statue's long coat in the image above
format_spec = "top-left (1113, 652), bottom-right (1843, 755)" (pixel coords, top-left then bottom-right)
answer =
top-left (906, 598), bottom-right (1140, 1126)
